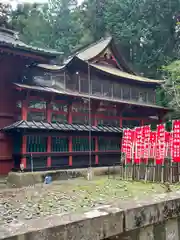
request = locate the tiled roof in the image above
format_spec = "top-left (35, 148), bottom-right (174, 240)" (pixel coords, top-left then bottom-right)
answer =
top-left (90, 64), bottom-right (164, 84)
top-left (76, 37), bottom-right (112, 61)
top-left (0, 28), bottom-right (62, 57)
top-left (2, 120), bottom-right (122, 133)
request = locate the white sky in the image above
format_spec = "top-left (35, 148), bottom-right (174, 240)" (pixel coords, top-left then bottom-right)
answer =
top-left (1, 0), bottom-right (84, 5)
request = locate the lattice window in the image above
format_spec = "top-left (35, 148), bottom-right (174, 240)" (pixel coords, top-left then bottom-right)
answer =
top-left (72, 114), bottom-right (90, 124)
top-left (51, 113), bottom-right (67, 123)
top-left (96, 118), bottom-right (119, 126)
top-left (122, 85), bottom-right (131, 100)
top-left (113, 83), bottom-right (122, 99)
top-left (26, 136), bottom-right (47, 152)
top-left (66, 73), bottom-right (79, 92)
top-left (131, 87), bottom-right (139, 101)
top-left (72, 103), bottom-right (89, 113)
top-left (28, 100), bottom-right (46, 110)
top-left (26, 157), bottom-right (47, 170)
top-left (72, 137), bottom-right (95, 151)
top-left (52, 73), bottom-right (65, 89)
top-left (98, 137), bottom-right (120, 151)
top-left (91, 78), bottom-right (102, 96)
top-left (27, 112), bottom-right (46, 121)
top-left (138, 91), bottom-right (147, 102)
top-left (51, 102), bottom-right (68, 112)
top-left (102, 80), bottom-right (113, 97)
top-left (80, 77), bottom-right (89, 93)
top-left (51, 137), bottom-right (68, 152)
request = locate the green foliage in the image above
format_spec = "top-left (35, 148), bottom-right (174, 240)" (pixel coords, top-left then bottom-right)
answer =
top-left (11, 3), bottom-right (53, 49)
top-left (162, 60), bottom-right (180, 119)
top-left (104, 0), bottom-right (180, 78)
top-left (155, 87), bottom-right (168, 107)
top-left (0, 3), bottom-right (12, 28)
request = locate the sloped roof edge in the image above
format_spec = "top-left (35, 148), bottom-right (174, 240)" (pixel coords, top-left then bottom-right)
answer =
top-left (0, 27), bottom-right (62, 58)
top-left (2, 120), bottom-right (122, 133)
top-left (36, 64), bottom-right (65, 71)
top-left (90, 63), bottom-right (164, 84)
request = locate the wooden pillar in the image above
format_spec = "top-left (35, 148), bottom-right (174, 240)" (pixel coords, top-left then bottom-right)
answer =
top-left (21, 99), bottom-right (27, 121)
top-left (120, 116), bottom-right (123, 128)
top-left (21, 135), bottom-right (27, 169)
top-left (118, 104), bottom-right (124, 128)
top-left (68, 101), bottom-right (73, 166)
top-left (92, 101), bottom-right (99, 164)
top-left (21, 98), bottom-right (27, 168)
top-left (117, 105), bottom-right (124, 156)
top-left (47, 100), bottom-right (52, 167)
top-left (95, 124), bottom-right (99, 165)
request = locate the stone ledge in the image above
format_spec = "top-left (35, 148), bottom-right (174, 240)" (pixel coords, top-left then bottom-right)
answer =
top-left (1, 191), bottom-right (180, 240)
top-left (0, 205), bottom-right (124, 240)
top-left (7, 166), bottom-right (120, 188)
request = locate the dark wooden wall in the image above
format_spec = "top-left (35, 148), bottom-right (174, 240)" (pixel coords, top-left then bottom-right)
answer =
top-left (0, 55), bottom-right (27, 174)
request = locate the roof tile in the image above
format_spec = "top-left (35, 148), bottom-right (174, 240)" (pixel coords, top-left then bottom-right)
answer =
top-left (2, 120), bottom-right (122, 134)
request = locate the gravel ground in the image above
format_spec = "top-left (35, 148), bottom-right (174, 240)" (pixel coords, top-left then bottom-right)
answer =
top-left (0, 176), bottom-right (179, 225)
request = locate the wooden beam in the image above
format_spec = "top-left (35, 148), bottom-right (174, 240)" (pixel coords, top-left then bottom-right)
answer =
top-left (47, 97), bottom-right (52, 167)
top-left (21, 99), bottom-right (27, 120)
top-left (68, 101), bottom-right (73, 166)
top-left (21, 136), bottom-right (27, 169)
top-left (21, 92), bottom-right (29, 168)
top-left (92, 101), bottom-right (99, 164)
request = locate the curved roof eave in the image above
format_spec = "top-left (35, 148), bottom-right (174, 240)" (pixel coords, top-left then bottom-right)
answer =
top-left (90, 63), bottom-right (164, 85)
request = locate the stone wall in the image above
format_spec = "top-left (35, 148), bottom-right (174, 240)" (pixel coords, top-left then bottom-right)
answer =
top-left (1, 191), bottom-right (180, 239)
top-left (7, 166), bottom-right (120, 188)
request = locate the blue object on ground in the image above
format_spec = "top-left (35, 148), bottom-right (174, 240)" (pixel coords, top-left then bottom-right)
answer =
top-left (44, 175), bottom-right (52, 184)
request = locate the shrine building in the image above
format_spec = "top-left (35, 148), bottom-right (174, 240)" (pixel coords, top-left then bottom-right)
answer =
top-left (0, 29), bottom-right (169, 174)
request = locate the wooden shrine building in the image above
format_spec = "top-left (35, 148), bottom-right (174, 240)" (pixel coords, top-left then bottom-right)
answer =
top-left (0, 31), bottom-right (169, 174)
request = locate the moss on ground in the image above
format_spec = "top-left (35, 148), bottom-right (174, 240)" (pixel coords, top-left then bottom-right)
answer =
top-left (0, 176), bottom-right (180, 224)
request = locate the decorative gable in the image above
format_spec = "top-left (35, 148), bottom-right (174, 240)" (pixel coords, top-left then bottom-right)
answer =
top-left (92, 47), bottom-right (120, 69)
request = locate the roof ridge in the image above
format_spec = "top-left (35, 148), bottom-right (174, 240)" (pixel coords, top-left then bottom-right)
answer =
top-left (75, 36), bottom-right (112, 56)
top-left (65, 36), bottom-right (112, 62)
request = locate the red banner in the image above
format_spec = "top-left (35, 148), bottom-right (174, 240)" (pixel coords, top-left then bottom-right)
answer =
top-left (142, 125), bottom-right (151, 163)
top-left (150, 131), bottom-right (157, 158)
top-left (121, 129), bottom-right (134, 163)
top-left (134, 127), bottom-right (143, 164)
top-left (155, 124), bottom-right (165, 164)
top-left (172, 120), bottom-right (180, 162)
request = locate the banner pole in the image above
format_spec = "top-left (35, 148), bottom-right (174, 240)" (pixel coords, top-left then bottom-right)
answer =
top-left (153, 125), bottom-right (158, 182)
top-left (137, 126), bottom-right (142, 181)
top-left (145, 125), bottom-right (151, 182)
top-left (124, 128), bottom-right (127, 180)
top-left (134, 126), bottom-right (138, 181)
top-left (161, 123), bottom-right (166, 183)
top-left (131, 128), bottom-right (135, 181)
top-left (170, 120), bottom-right (174, 183)
top-left (124, 128), bottom-right (130, 180)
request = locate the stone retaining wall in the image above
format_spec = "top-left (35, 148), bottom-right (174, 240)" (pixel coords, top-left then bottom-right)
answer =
top-left (7, 166), bottom-right (120, 188)
top-left (1, 191), bottom-right (180, 239)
